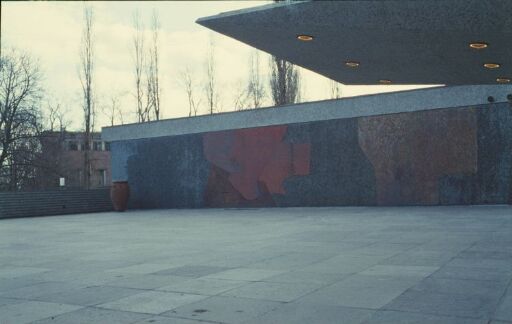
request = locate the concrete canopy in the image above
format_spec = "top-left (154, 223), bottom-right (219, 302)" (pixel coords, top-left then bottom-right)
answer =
top-left (197, 0), bottom-right (512, 85)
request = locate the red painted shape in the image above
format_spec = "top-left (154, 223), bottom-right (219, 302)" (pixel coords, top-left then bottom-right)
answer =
top-left (258, 140), bottom-right (291, 195)
top-left (203, 125), bottom-right (311, 202)
top-left (229, 126), bottom-right (288, 200)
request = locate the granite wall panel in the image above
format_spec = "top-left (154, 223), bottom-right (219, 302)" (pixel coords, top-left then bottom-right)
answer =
top-left (474, 104), bottom-right (512, 203)
top-left (358, 108), bottom-right (478, 205)
top-left (125, 134), bottom-right (210, 208)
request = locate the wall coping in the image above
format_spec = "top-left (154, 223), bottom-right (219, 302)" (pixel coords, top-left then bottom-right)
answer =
top-left (102, 85), bottom-right (511, 142)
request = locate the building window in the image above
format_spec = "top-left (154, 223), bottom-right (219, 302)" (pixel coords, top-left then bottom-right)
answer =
top-left (68, 141), bottom-right (78, 151)
top-left (77, 169), bottom-right (83, 186)
top-left (104, 142), bottom-right (110, 151)
top-left (93, 141), bottom-right (102, 151)
top-left (97, 169), bottom-right (107, 186)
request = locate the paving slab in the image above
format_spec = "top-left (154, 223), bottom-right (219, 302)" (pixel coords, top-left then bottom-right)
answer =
top-left (0, 296), bottom-right (23, 307)
top-left (431, 266), bottom-right (512, 282)
top-left (244, 252), bottom-right (336, 270)
top-left (220, 281), bottom-right (321, 302)
top-left (199, 253), bottom-right (273, 268)
top-left (378, 250), bottom-right (458, 267)
top-left (105, 274), bottom-right (188, 290)
top-left (158, 278), bottom-right (246, 295)
top-left (409, 277), bottom-right (507, 300)
top-left (204, 268), bottom-right (285, 281)
top-left (384, 289), bottom-right (499, 319)
top-left (162, 296), bottom-right (283, 323)
top-left (35, 286), bottom-right (144, 307)
top-left (363, 310), bottom-right (488, 324)
top-left (0, 276), bottom-right (47, 294)
top-left (0, 281), bottom-right (86, 300)
top-left (246, 302), bottom-right (373, 324)
top-left (494, 287), bottom-right (512, 322)
top-left (299, 255), bottom-right (383, 274)
top-left (31, 307), bottom-right (151, 324)
top-left (35, 259), bottom-right (137, 273)
top-left (298, 274), bottom-right (421, 309)
top-left (107, 263), bottom-right (185, 275)
top-left (290, 230), bottom-right (359, 243)
top-left (153, 265), bottom-right (230, 278)
top-left (445, 257), bottom-right (512, 271)
top-left (351, 243), bottom-right (418, 258)
top-left (359, 265), bottom-right (439, 278)
top-left (0, 266), bottom-right (49, 279)
top-left (0, 301), bottom-right (82, 324)
top-left (262, 270), bottom-right (347, 285)
top-left (98, 291), bottom-right (209, 314)
top-left (134, 316), bottom-right (205, 324)
top-left (21, 269), bottom-right (134, 286)
top-left (457, 250), bottom-right (512, 261)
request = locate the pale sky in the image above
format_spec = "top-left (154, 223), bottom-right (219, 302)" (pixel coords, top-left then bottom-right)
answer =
top-left (2, 1), bottom-right (430, 131)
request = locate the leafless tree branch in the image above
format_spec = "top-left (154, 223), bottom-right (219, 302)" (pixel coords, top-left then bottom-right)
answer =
top-left (78, 6), bottom-right (95, 189)
top-left (204, 35), bottom-right (220, 114)
top-left (179, 67), bottom-right (201, 117)
top-left (0, 48), bottom-right (43, 191)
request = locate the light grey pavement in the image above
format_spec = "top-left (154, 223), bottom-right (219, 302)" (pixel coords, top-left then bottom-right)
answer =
top-left (0, 206), bottom-right (511, 324)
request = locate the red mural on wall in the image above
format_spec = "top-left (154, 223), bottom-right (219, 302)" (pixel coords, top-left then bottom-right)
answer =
top-left (203, 125), bottom-right (310, 206)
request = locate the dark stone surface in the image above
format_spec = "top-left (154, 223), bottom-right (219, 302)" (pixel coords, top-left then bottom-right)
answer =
top-left (474, 103), bottom-right (512, 204)
top-left (359, 107), bottom-right (478, 205)
top-left (439, 103), bottom-right (512, 205)
top-left (438, 174), bottom-right (475, 205)
top-left (125, 134), bottom-right (210, 209)
top-left (0, 188), bottom-right (113, 219)
top-left (110, 103), bottom-right (511, 208)
top-left (277, 118), bottom-right (377, 206)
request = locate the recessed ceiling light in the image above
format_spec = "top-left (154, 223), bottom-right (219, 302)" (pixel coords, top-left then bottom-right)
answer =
top-left (379, 79), bottom-right (392, 84)
top-left (345, 61), bottom-right (360, 68)
top-left (484, 63), bottom-right (501, 69)
top-left (496, 77), bottom-right (511, 83)
top-left (469, 42), bottom-right (488, 49)
top-left (297, 35), bottom-right (313, 41)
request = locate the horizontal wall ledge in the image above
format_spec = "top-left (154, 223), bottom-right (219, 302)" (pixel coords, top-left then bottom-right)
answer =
top-left (102, 85), bottom-right (511, 142)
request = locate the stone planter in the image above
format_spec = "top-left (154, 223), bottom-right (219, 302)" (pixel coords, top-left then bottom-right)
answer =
top-left (111, 181), bottom-right (129, 212)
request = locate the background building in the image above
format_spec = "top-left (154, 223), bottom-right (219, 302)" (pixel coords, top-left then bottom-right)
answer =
top-left (38, 131), bottom-right (111, 189)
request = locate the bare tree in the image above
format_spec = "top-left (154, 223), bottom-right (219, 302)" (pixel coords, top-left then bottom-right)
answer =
top-left (204, 35), bottom-right (220, 114)
top-left (232, 80), bottom-right (248, 111)
top-left (180, 67), bottom-right (201, 117)
top-left (0, 49), bottom-right (43, 191)
top-left (43, 94), bottom-right (70, 131)
top-left (101, 92), bottom-right (125, 126)
top-left (269, 0), bottom-right (300, 106)
top-left (132, 10), bottom-right (161, 122)
top-left (46, 100), bottom-right (60, 132)
top-left (269, 56), bottom-right (301, 106)
top-left (149, 10), bottom-right (161, 120)
top-left (79, 6), bottom-right (95, 189)
top-left (246, 51), bottom-right (266, 109)
top-left (45, 97), bottom-right (70, 132)
top-left (132, 11), bottom-right (150, 122)
top-left (329, 79), bottom-right (343, 99)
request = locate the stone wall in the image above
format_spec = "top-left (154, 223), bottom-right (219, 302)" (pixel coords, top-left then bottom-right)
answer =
top-left (0, 188), bottom-right (113, 219)
top-left (110, 102), bottom-right (512, 208)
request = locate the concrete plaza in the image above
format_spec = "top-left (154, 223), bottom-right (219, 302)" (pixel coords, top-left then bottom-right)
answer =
top-left (1, 206), bottom-right (511, 323)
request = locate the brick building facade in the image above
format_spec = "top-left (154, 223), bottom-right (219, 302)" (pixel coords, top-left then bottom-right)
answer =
top-left (38, 131), bottom-right (111, 188)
